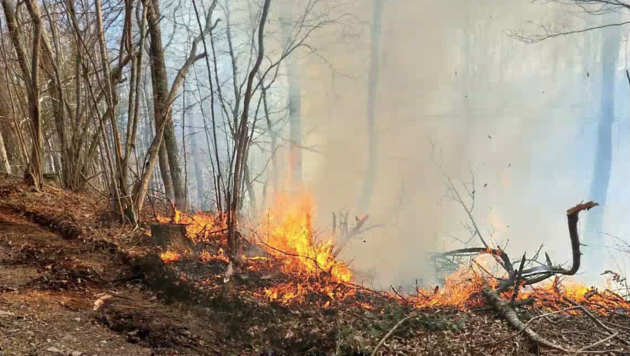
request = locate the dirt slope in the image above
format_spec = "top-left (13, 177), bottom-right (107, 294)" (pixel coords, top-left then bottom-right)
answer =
top-left (0, 207), bottom-right (226, 356)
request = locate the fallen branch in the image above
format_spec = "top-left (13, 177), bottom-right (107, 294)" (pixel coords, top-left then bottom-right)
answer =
top-left (370, 312), bottom-right (417, 356)
top-left (496, 201), bottom-right (598, 290)
top-left (478, 201), bottom-right (600, 353)
top-left (480, 305), bottom-right (580, 350)
top-left (481, 287), bottom-right (568, 352)
top-left (577, 332), bottom-right (618, 353)
top-left (564, 298), bottom-right (630, 347)
top-left (439, 247), bottom-right (514, 274)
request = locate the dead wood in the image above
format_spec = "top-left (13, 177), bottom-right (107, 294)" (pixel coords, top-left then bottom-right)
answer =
top-left (577, 332), bottom-right (619, 353)
top-left (151, 223), bottom-right (194, 253)
top-left (493, 201), bottom-right (598, 290)
top-left (564, 298), bottom-right (630, 348)
top-left (481, 287), bottom-right (569, 352)
top-left (511, 253), bottom-right (527, 304)
top-left (370, 312), bottom-right (417, 356)
top-left (475, 201), bottom-right (603, 353)
top-left (440, 247), bottom-right (514, 274)
top-left (333, 214), bottom-right (371, 258)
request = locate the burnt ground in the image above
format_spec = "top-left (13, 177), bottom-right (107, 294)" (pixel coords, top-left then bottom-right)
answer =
top-left (1, 180), bottom-right (630, 355)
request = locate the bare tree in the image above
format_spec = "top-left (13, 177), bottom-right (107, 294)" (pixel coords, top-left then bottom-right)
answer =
top-left (2, 0), bottom-right (44, 188)
top-left (133, 0), bottom-right (219, 217)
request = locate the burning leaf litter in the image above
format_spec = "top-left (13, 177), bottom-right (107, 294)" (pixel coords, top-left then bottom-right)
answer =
top-left (154, 194), bottom-right (629, 320)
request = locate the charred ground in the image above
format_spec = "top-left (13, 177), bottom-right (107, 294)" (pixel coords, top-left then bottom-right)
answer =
top-left (0, 179), bottom-right (629, 355)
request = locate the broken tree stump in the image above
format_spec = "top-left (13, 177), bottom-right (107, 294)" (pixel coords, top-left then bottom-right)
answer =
top-left (151, 223), bottom-right (194, 254)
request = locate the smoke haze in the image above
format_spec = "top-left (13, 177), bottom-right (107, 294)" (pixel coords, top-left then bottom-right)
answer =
top-left (282, 0), bottom-right (630, 287)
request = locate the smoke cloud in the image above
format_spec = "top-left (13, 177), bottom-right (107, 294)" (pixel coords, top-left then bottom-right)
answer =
top-left (284, 0), bottom-right (630, 287)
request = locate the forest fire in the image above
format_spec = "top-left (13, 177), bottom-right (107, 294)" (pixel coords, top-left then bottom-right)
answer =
top-left (515, 278), bottom-right (630, 315)
top-left (254, 193), bottom-right (355, 304)
top-left (155, 206), bottom-right (226, 244)
top-left (160, 250), bottom-right (181, 263)
top-left (153, 198), bottom-right (625, 318)
top-left (256, 193), bottom-right (352, 283)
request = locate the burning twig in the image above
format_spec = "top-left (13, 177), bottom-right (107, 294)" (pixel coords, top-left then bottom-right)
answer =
top-left (389, 285), bottom-right (409, 303)
top-left (478, 201), bottom-right (599, 352)
top-left (510, 252), bottom-right (527, 304)
top-left (370, 312), bottom-right (418, 356)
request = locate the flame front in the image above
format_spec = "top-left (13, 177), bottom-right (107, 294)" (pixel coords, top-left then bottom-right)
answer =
top-left (153, 199), bottom-right (628, 315)
top-left (257, 193), bottom-right (354, 305)
top-left (258, 193), bottom-right (352, 283)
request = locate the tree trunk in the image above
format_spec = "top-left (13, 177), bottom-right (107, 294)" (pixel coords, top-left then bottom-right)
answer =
top-left (134, 0), bottom-right (218, 219)
top-left (145, 0), bottom-right (186, 208)
top-left (21, 0), bottom-right (44, 188)
top-left (40, 0), bottom-right (69, 187)
top-left (191, 132), bottom-right (206, 209)
top-left (227, 0), bottom-right (272, 261)
top-left (585, 12), bottom-right (620, 273)
top-left (0, 125), bottom-right (11, 174)
top-left (359, 0), bottom-right (383, 211)
top-left (281, 18), bottom-right (302, 190)
top-left (142, 84), bottom-right (174, 199)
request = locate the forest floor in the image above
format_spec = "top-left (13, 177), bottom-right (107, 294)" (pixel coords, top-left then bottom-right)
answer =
top-left (1, 177), bottom-right (629, 355)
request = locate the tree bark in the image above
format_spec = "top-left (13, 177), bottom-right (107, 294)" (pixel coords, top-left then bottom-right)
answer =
top-left (227, 0), bottom-right (272, 259)
top-left (145, 0), bottom-right (186, 208)
top-left (0, 125), bottom-right (11, 174)
top-left (191, 132), bottom-right (206, 209)
top-left (134, 0), bottom-right (218, 218)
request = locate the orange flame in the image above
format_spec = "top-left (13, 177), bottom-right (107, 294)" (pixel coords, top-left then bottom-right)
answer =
top-left (200, 248), bottom-right (230, 264)
top-left (160, 250), bottom-right (180, 263)
top-left (258, 193), bottom-right (352, 283)
top-left (154, 197), bottom-right (625, 315)
top-left (156, 208), bottom-right (226, 244)
top-left (255, 192), bottom-right (354, 304)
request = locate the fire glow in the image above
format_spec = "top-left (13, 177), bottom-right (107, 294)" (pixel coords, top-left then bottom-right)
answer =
top-left (156, 206), bottom-right (226, 244)
top-left (257, 193), bottom-right (352, 283)
top-left (160, 250), bottom-right (181, 263)
top-left (155, 196), bottom-right (628, 314)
